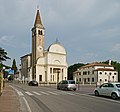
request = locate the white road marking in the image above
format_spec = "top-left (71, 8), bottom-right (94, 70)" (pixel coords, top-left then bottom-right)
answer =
top-left (54, 91), bottom-right (67, 95)
top-left (25, 92), bottom-right (33, 96)
top-left (9, 85), bottom-right (24, 96)
top-left (23, 97), bottom-right (32, 112)
top-left (40, 91), bottom-right (50, 95)
top-left (61, 91), bottom-right (75, 95)
top-left (9, 85), bottom-right (32, 112)
top-left (32, 91), bottom-right (42, 95)
top-left (17, 91), bottom-right (24, 96)
top-left (47, 91), bottom-right (59, 95)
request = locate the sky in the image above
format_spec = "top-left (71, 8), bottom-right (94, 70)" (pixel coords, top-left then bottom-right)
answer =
top-left (0, 0), bottom-right (120, 68)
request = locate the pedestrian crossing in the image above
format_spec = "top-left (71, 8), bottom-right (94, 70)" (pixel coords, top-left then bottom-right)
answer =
top-left (24, 91), bottom-right (80, 96)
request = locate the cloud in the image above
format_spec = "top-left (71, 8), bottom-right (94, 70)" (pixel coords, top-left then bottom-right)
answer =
top-left (111, 43), bottom-right (120, 53)
top-left (79, 52), bottom-right (98, 63)
top-left (0, 35), bottom-right (29, 48)
top-left (1, 0), bottom-right (120, 66)
top-left (0, 35), bottom-right (15, 46)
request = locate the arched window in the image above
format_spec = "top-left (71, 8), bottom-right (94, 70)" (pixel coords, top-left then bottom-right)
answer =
top-left (38, 30), bottom-right (43, 35)
top-left (38, 30), bottom-right (41, 35)
top-left (40, 30), bottom-right (43, 35)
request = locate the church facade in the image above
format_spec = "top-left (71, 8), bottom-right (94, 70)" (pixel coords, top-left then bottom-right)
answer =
top-left (20, 9), bottom-right (68, 84)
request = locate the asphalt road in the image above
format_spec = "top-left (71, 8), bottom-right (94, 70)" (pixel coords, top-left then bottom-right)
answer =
top-left (10, 83), bottom-right (120, 112)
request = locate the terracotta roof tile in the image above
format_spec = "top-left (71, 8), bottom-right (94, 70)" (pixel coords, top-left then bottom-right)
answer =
top-left (80, 62), bottom-right (113, 69)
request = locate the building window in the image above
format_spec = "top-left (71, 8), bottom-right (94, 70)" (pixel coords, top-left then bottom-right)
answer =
top-left (51, 75), bottom-right (52, 81)
top-left (112, 76), bottom-right (114, 79)
top-left (83, 71), bottom-right (87, 75)
top-left (105, 72), bottom-right (107, 75)
top-left (53, 75), bottom-right (54, 81)
top-left (92, 78), bottom-right (94, 82)
top-left (114, 73), bottom-right (116, 75)
top-left (109, 72), bottom-right (112, 75)
top-left (79, 72), bottom-right (81, 75)
top-left (39, 75), bottom-right (42, 81)
top-left (84, 78), bottom-right (86, 83)
top-left (92, 71), bottom-right (94, 74)
top-left (105, 79), bottom-right (107, 82)
top-left (38, 30), bottom-right (40, 35)
top-left (79, 78), bottom-right (81, 82)
top-left (38, 30), bottom-right (42, 35)
top-left (50, 68), bottom-right (52, 73)
top-left (100, 79), bottom-right (102, 82)
top-left (100, 72), bottom-right (102, 75)
top-left (45, 71), bottom-right (47, 81)
top-left (62, 69), bottom-right (63, 73)
top-left (77, 79), bottom-right (78, 82)
top-left (88, 71), bottom-right (90, 75)
top-left (88, 78), bottom-right (90, 82)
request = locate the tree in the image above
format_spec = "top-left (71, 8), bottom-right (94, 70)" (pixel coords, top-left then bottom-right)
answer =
top-left (68, 63), bottom-right (85, 80)
top-left (11, 59), bottom-right (18, 74)
top-left (0, 47), bottom-right (10, 95)
top-left (0, 47), bottom-right (10, 63)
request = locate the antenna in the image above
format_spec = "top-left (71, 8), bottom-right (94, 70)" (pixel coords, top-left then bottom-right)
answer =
top-left (37, 5), bottom-right (39, 9)
top-left (37, 0), bottom-right (40, 9)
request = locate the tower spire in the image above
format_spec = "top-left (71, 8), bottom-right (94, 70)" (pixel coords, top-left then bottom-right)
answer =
top-left (34, 9), bottom-right (43, 28)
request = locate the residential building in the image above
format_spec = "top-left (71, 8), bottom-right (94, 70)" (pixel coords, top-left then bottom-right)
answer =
top-left (73, 62), bottom-right (118, 85)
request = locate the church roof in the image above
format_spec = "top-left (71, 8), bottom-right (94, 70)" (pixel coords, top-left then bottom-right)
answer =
top-left (47, 40), bottom-right (66, 55)
top-left (34, 10), bottom-right (44, 28)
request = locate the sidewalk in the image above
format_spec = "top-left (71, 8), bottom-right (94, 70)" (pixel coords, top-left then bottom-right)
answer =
top-left (0, 83), bottom-right (20, 112)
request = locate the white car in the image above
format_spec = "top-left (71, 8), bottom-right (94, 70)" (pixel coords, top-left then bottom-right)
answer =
top-left (94, 82), bottom-right (120, 99)
top-left (57, 80), bottom-right (76, 91)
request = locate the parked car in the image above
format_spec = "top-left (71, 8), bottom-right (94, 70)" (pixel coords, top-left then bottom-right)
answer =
top-left (57, 80), bottom-right (76, 91)
top-left (94, 82), bottom-right (120, 99)
top-left (28, 81), bottom-right (38, 86)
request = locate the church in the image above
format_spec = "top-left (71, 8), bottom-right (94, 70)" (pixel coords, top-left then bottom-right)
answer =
top-left (20, 9), bottom-right (68, 84)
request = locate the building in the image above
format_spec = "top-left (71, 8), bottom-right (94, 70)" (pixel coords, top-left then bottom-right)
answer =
top-left (73, 62), bottom-right (118, 85)
top-left (20, 53), bottom-right (32, 82)
top-left (20, 9), bottom-right (68, 84)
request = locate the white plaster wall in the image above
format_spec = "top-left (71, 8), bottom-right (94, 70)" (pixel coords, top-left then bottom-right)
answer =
top-left (98, 71), bottom-right (118, 83)
top-left (47, 53), bottom-right (67, 66)
top-left (36, 65), bottom-right (45, 82)
top-left (37, 57), bottom-right (45, 65)
top-left (74, 65), bottom-right (118, 85)
top-left (105, 67), bottom-right (114, 69)
top-left (36, 57), bottom-right (45, 82)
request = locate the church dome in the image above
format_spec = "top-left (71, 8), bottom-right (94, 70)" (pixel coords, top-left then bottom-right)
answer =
top-left (47, 41), bottom-right (66, 54)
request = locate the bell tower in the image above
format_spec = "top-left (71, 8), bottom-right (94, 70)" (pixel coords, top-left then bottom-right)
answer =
top-left (32, 9), bottom-right (45, 80)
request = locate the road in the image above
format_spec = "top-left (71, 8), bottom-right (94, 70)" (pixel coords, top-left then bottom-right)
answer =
top-left (10, 83), bottom-right (120, 112)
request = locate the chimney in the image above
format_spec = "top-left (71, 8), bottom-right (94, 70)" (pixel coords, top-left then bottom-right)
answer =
top-left (108, 59), bottom-right (112, 65)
